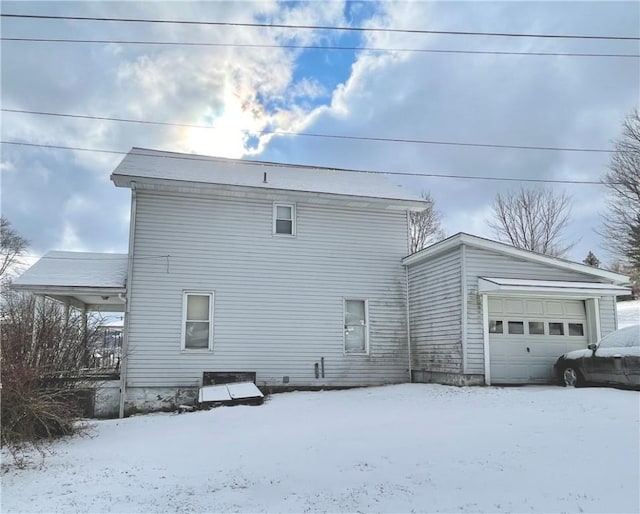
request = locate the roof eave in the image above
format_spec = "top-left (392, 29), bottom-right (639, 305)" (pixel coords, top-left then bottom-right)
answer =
top-left (111, 173), bottom-right (428, 211)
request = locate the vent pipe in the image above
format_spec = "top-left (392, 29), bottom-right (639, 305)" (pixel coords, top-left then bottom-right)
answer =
top-left (263, 172), bottom-right (268, 183)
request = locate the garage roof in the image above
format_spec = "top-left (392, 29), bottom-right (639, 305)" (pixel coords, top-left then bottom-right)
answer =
top-left (403, 233), bottom-right (629, 285)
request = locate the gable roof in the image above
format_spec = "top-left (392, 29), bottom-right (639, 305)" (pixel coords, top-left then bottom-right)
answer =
top-left (13, 251), bottom-right (128, 289)
top-left (110, 148), bottom-right (426, 209)
top-left (402, 233), bottom-right (629, 285)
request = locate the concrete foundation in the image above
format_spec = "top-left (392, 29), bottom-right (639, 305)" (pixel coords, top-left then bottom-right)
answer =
top-left (411, 370), bottom-right (485, 386)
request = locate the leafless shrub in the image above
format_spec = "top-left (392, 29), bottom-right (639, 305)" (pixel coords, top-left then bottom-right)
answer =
top-left (488, 187), bottom-right (573, 257)
top-left (1, 291), bottom-right (102, 465)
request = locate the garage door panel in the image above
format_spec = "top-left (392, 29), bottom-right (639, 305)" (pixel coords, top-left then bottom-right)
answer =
top-left (488, 297), bottom-right (588, 384)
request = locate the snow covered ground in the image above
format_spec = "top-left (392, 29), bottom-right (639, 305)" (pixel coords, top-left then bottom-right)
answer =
top-left (2, 384), bottom-right (638, 513)
top-left (618, 299), bottom-right (640, 328)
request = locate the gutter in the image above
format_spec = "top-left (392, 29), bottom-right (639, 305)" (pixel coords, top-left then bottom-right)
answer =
top-left (119, 182), bottom-right (137, 418)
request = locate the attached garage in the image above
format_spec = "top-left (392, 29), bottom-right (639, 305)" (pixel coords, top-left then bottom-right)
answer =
top-left (404, 233), bottom-right (631, 386)
top-left (486, 296), bottom-right (588, 383)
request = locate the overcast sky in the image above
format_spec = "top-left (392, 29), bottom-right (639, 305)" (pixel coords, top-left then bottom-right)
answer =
top-left (1, 1), bottom-right (639, 265)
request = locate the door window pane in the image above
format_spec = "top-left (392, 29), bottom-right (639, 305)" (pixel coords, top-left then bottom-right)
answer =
top-left (549, 322), bottom-right (565, 336)
top-left (508, 321), bottom-right (524, 335)
top-left (528, 322), bottom-right (545, 335)
top-left (568, 323), bottom-right (584, 336)
top-left (345, 326), bottom-right (366, 352)
top-left (489, 320), bottom-right (503, 334)
top-left (345, 300), bottom-right (366, 325)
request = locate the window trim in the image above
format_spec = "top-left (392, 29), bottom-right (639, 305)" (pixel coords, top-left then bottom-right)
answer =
top-left (181, 291), bottom-right (214, 352)
top-left (273, 202), bottom-right (296, 237)
top-left (343, 298), bottom-right (369, 355)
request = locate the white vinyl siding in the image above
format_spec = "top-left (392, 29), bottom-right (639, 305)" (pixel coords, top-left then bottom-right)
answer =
top-left (406, 249), bottom-right (462, 374)
top-left (181, 292), bottom-right (213, 351)
top-left (126, 190), bottom-right (409, 388)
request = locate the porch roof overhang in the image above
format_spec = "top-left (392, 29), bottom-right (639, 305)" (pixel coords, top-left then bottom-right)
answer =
top-left (12, 251), bottom-right (128, 312)
top-left (478, 277), bottom-right (631, 298)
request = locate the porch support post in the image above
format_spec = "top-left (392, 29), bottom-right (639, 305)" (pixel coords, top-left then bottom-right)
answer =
top-left (82, 305), bottom-right (88, 367)
top-left (31, 294), bottom-right (45, 352)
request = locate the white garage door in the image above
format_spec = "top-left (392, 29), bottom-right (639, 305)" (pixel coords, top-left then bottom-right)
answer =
top-left (488, 297), bottom-right (588, 384)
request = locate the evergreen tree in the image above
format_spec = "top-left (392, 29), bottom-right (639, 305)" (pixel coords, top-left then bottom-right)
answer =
top-left (582, 251), bottom-right (600, 268)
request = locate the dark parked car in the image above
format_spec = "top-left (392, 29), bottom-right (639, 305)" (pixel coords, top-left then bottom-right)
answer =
top-left (554, 325), bottom-right (639, 389)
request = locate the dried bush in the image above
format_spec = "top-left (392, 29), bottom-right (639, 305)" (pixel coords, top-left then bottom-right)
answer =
top-left (1, 290), bottom-right (102, 464)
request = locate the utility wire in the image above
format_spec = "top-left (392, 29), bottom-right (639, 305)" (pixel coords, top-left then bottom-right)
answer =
top-left (0, 140), bottom-right (609, 185)
top-left (1, 108), bottom-right (618, 154)
top-left (2, 37), bottom-right (638, 59)
top-left (2, 13), bottom-right (639, 40)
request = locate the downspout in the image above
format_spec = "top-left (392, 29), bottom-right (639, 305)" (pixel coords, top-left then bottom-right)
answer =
top-left (119, 182), bottom-right (137, 418)
top-left (405, 211), bottom-right (412, 383)
top-left (405, 266), bottom-right (412, 383)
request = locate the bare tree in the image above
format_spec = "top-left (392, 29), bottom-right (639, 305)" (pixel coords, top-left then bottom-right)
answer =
top-left (602, 109), bottom-right (640, 265)
top-left (1, 217), bottom-right (29, 281)
top-left (409, 192), bottom-right (445, 253)
top-left (488, 187), bottom-right (573, 257)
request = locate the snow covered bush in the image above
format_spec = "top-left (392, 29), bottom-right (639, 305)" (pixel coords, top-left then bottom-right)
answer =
top-left (0, 291), bottom-right (101, 464)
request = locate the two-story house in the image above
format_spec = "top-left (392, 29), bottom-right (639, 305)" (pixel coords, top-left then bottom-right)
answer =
top-left (15, 148), bottom-right (629, 417)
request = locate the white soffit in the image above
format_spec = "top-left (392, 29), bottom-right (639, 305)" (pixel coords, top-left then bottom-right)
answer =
top-left (479, 277), bottom-right (631, 297)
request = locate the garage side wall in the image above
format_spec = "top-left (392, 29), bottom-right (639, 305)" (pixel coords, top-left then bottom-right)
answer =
top-left (464, 247), bottom-right (612, 375)
top-left (407, 248), bottom-right (463, 377)
top-left (599, 296), bottom-right (617, 336)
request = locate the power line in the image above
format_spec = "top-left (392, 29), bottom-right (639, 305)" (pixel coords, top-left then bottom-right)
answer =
top-left (2, 13), bottom-right (639, 41)
top-left (0, 140), bottom-right (608, 185)
top-left (2, 37), bottom-right (638, 59)
top-left (1, 108), bottom-right (618, 154)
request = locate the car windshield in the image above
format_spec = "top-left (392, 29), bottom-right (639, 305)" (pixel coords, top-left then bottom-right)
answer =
top-left (598, 325), bottom-right (640, 349)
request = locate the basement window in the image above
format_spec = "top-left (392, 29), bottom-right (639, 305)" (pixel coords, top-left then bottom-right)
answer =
top-left (182, 292), bottom-right (214, 351)
top-left (273, 203), bottom-right (295, 236)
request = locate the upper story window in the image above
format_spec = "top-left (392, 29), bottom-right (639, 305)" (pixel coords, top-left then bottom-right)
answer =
top-left (273, 203), bottom-right (295, 236)
top-left (182, 292), bottom-right (214, 351)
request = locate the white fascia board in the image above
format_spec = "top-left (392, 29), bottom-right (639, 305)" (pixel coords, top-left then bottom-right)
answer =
top-left (111, 174), bottom-right (428, 211)
top-left (10, 284), bottom-right (126, 296)
top-left (403, 233), bottom-right (630, 285)
top-left (478, 277), bottom-right (630, 297)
